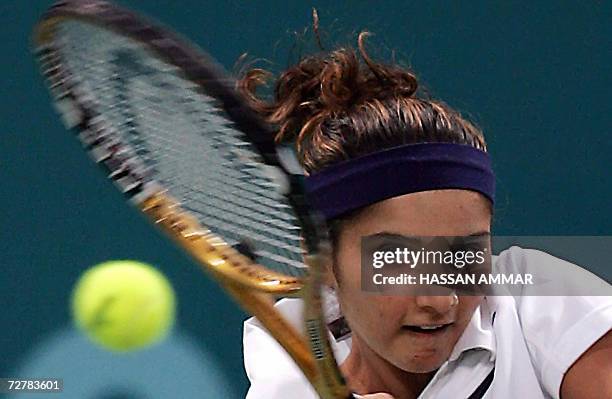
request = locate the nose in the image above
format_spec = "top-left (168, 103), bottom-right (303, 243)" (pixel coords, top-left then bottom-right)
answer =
top-left (414, 295), bottom-right (456, 314)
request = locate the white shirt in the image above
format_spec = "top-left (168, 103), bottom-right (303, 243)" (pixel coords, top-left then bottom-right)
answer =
top-left (243, 247), bottom-right (612, 399)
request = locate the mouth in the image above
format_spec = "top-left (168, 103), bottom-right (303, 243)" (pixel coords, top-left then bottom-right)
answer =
top-left (402, 323), bottom-right (453, 335)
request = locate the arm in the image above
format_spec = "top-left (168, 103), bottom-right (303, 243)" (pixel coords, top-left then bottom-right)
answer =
top-left (560, 330), bottom-right (612, 399)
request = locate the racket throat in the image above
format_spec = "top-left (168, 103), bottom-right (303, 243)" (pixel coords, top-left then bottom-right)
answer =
top-left (303, 253), bottom-right (352, 399)
top-left (233, 239), bottom-right (258, 262)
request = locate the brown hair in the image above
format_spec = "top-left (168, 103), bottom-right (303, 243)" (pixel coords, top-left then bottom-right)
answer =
top-left (237, 32), bottom-right (489, 252)
top-left (237, 32), bottom-right (487, 175)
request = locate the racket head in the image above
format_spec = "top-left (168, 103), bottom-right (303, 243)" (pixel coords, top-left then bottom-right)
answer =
top-left (33, 0), bottom-right (315, 294)
top-left (33, 1), bottom-right (350, 397)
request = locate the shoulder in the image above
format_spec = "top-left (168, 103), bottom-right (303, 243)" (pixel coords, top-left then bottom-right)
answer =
top-left (243, 299), bottom-right (319, 399)
top-left (242, 297), bottom-right (352, 399)
top-left (491, 246), bottom-right (612, 398)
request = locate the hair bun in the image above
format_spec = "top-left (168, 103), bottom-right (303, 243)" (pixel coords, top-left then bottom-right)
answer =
top-left (238, 32), bottom-right (419, 149)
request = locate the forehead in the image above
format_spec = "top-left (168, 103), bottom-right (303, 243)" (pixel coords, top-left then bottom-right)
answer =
top-left (344, 189), bottom-right (491, 237)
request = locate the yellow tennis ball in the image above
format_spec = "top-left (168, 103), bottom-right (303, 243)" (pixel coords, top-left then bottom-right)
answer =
top-left (71, 260), bottom-right (176, 352)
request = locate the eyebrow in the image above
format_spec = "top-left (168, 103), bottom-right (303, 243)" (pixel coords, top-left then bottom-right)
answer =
top-left (369, 232), bottom-right (421, 242)
top-left (467, 231), bottom-right (491, 237)
top-left (369, 231), bottom-right (491, 239)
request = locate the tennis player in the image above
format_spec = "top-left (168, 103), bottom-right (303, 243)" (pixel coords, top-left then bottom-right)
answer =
top-left (239, 34), bottom-right (612, 399)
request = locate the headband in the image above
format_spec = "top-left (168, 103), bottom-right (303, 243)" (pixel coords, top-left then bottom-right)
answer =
top-left (304, 142), bottom-right (495, 220)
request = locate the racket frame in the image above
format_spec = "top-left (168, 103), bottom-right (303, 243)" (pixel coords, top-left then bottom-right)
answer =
top-left (33, 1), bottom-right (351, 398)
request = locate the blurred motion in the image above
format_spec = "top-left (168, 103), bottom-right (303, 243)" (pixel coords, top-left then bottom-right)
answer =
top-left (0, 0), bottom-right (609, 398)
top-left (71, 260), bottom-right (176, 353)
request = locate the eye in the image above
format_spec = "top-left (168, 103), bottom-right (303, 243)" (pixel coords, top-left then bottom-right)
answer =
top-left (374, 244), bottom-right (398, 253)
top-left (451, 234), bottom-right (490, 253)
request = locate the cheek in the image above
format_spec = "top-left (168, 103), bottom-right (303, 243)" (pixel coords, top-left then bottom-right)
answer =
top-left (333, 238), bottom-right (407, 339)
top-left (450, 296), bottom-right (483, 338)
top-left (457, 297), bottom-right (482, 321)
top-left (337, 285), bottom-right (406, 339)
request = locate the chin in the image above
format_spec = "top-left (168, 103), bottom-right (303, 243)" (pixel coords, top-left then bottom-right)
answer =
top-left (397, 353), bottom-right (449, 373)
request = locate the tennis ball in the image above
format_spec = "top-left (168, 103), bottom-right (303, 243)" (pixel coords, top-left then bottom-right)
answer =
top-left (71, 260), bottom-right (176, 352)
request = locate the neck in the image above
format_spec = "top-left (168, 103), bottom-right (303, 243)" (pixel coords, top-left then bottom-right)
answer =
top-left (340, 333), bottom-right (436, 399)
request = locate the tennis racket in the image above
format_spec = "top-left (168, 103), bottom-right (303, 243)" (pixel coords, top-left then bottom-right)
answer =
top-left (32, 1), bottom-right (351, 398)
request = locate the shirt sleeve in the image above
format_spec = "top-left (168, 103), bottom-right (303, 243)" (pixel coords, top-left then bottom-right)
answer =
top-left (496, 246), bottom-right (612, 399)
top-left (243, 299), bottom-right (319, 399)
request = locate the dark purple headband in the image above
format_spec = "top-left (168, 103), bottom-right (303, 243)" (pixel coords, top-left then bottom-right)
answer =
top-left (304, 142), bottom-right (495, 220)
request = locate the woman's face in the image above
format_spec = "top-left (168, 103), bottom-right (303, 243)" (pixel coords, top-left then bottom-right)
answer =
top-left (333, 189), bottom-right (491, 373)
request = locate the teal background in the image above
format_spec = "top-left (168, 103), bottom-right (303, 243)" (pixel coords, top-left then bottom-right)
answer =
top-left (1, 1), bottom-right (610, 397)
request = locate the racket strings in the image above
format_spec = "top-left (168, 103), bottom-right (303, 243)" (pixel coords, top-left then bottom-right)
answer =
top-left (53, 20), bottom-right (307, 278)
top-left (139, 193), bottom-right (303, 289)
